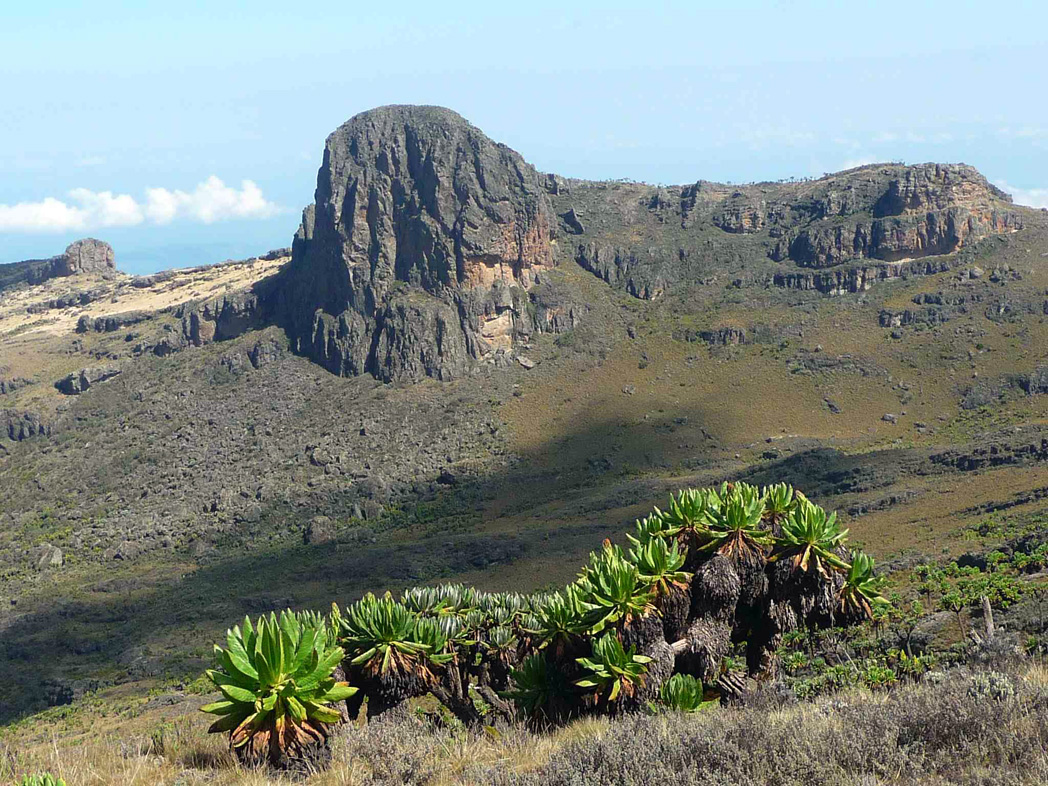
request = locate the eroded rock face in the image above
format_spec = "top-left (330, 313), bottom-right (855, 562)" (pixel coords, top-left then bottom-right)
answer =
top-left (29, 239), bottom-right (116, 283)
top-left (272, 105), bottom-right (557, 382)
top-left (3, 409), bottom-right (50, 441)
top-left (770, 165), bottom-right (1022, 268)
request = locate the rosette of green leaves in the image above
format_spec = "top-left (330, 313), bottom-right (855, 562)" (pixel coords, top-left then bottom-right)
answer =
top-left (628, 535), bottom-right (689, 596)
top-left (412, 616), bottom-right (457, 666)
top-left (701, 490), bottom-right (772, 564)
top-left (526, 586), bottom-right (590, 651)
top-left (762, 483), bottom-right (797, 525)
top-left (338, 592), bottom-right (429, 675)
top-left (839, 550), bottom-right (889, 617)
top-left (773, 498), bottom-right (850, 576)
top-left (402, 586), bottom-right (451, 616)
top-left (575, 544), bottom-right (656, 633)
top-left (201, 611), bottom-right (356, 763)
top-left (19, 775), bottom-right (66, 786)
top-left (656, 673), bottom-right (716, 712)
top-left (653, 488), bottom-right (715, 542)
top-left (575, 632), bottom-right (652, 702)
top-left (630, 512), bottom-right (677, 544)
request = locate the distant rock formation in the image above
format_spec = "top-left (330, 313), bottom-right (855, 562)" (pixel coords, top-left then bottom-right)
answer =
top-left (74, 109), bottom-right (1033, 384)
top-left (270, 105), bottom-right (560, 382)
top-left (28, 239), bottom-right (116, 284)
top-left (768, 164), bottom-right (1022, 268)
top-left (562, 162), bottom-right (1025, 300)
top-left (55, 366), bottom-right (121, 395)
top-left (2, 408), bottom-right (50, 440)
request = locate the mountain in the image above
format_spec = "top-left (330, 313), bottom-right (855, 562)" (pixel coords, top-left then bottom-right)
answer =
top-left (1, 105), bottom-right (1048, 721)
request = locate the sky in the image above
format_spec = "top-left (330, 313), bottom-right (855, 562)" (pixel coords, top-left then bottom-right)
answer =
top-left (2, 0), bottom-right (1047, 274)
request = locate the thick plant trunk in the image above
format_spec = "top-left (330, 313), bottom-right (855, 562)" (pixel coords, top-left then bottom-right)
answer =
top-left (430, 665), bottom-right (484, 726)
top-left (691, 554), bottom-right (741, 623)
top-left (475, 684), bottom-right (515, 721)
top-left (674, 617), bottom-right (733, 684)
top-left (621, 611), bottom-right (665, 653)
top-left (658, 583), bottom-right (692, 643)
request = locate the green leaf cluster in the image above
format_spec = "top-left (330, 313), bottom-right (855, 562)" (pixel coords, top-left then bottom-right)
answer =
top-left (575, 632), bottom-right (652, 702)
top-left (19, 775), bottom-right (66, 786)
top-left (656, 673), bottom-right (716, 712)
top-left (201, 610), bottom-right (356, 757)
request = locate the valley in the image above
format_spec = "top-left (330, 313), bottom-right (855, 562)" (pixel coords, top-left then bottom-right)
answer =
top-left (1, 106), bottom-right (1048, 772)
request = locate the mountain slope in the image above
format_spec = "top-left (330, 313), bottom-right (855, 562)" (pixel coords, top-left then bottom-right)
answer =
top-left (2, 105), bottom-right (1048, 722)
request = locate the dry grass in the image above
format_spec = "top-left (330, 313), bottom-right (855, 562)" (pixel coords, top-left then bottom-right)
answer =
top-left (3, 664), bottom-right (1046, 785)
top-left (0, 256), bottom-right (285, 340)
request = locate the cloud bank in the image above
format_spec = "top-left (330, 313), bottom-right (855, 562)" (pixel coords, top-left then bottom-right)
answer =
top-left (0, 177), bottom-right (281, 233)
top-left (995, 180), bottom-right (1048, 210)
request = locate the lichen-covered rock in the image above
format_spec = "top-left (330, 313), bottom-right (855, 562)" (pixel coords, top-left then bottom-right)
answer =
top-left (271, 105), bottom-right (558, 382)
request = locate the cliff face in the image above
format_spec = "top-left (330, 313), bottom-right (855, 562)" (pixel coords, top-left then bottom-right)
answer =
top-left (771, 164), bottom-right (1022, 268)
top-left (558, 163), bottom-right (1024, 301)
top-left (166, 109), bottom-right (1032, 382)
top-left (1, 239), bottom-right (117, 292)
top-left (271, 105), bottom-right (558, 382)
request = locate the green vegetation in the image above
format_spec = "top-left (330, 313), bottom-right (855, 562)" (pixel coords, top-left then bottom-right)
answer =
top-left (655, 673), bottom-right (714, 713)
top-left (18, 775), bottom-right (65, 786)
top-left (574, 632), bottom-right (652, 706)
top-left (188, 482), bottom-right (892, 773)
top-left (201, 610), bottom-right (356, 768)
top-left (773, 497), bottom-right (850, 576)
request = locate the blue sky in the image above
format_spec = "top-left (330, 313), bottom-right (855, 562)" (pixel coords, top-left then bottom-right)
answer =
top-left (2, 0), bottom-right (1046, 274)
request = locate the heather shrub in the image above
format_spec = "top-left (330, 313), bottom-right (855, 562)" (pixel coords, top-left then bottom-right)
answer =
top-left (477, 664), bottom-right (1048, 786)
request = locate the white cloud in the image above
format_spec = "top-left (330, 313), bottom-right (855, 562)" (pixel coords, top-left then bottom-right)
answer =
top-left (0, 177), bottom-right (281, 233)
top-left (144, 177), bottom-right (280, 225)
top-left (841, 157), bottom-right (877, 170)
top-left (994, 180), bottom-right (1048, 209)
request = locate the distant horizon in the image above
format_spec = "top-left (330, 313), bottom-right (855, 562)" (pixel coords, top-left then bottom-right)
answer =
top-left (4, 0), bottom-right (1047, 273)
top-left (2, 149), bottom-right (1041, 276)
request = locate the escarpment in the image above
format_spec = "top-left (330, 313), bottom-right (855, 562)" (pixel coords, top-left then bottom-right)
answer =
top-left (170, 110), bottom-right (1034, 382)
top-left (269, 105), bottom-right (561, 382)
top-left (556, 163), bottom-right (1025, 300)
top-left (8, 108), bottom-right (1036, 390)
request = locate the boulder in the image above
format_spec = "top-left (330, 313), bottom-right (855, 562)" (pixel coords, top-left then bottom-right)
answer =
top-left (55, 366), bottom-right (121, 395)
top-left (304, 516), bottom-right (336, 545)
top-left (34, 544), bottom-right (63, 570)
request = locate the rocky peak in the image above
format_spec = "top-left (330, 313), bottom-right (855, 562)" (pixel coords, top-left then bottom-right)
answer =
top-left (273, 105), bottom-right (557, 382)
top-left (29, 239), bottom-right (116, 284)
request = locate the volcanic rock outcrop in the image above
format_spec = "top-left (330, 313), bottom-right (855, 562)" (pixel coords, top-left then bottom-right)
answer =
top-left (28, 239), bottom-right (116, 284)
top-left (270, 105), bottom-right (559, 382)
top-left (769, 164), bottom-right (1021, 268)
top-left (561, 163), bottom-right (1023, 299)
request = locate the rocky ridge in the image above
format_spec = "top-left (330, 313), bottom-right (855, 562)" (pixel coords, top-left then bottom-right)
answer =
top-left (90, 109), bottom-right (1029, 385)
top-left (267, 106), bottom-right (564, 382)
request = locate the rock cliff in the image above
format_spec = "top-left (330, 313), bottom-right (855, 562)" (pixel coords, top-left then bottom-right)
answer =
top-left (28, 239), bottom-right (116, 283)
top-left (553, 163), bottom-right (1024, 300)
top-left (270, 105), bottom-right (559, 382)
